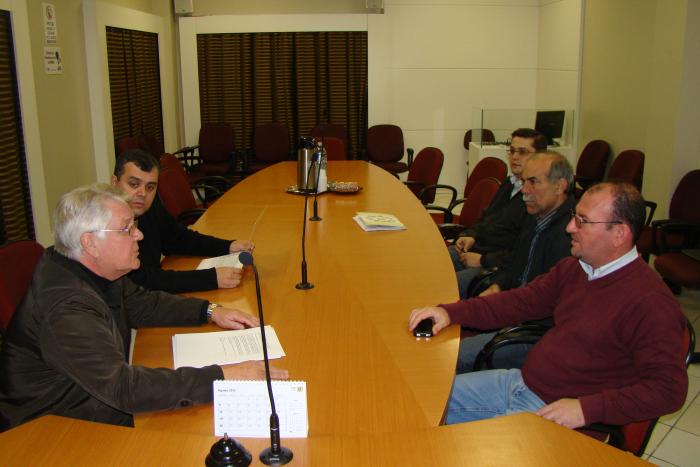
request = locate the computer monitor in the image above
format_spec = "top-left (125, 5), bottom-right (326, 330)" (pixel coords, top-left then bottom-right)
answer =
top-left (535, 110), bottom-right (565, 145)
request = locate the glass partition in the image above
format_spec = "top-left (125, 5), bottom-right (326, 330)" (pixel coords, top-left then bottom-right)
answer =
top-left (471, 108), bottom-right (575, 147)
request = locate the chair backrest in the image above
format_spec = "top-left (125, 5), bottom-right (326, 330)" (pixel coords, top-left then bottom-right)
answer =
top-left (311, 124), bottom-right (349, 149)
top-left (458, 177), bottom-right (502, 228)
top-left (160, 153), bottom-right (185, 173)
top-left (464, 129), bottom-right (496, 149)
top-left (137, 133), bottom-right (164, 159)
top-left (199, 123), bottom-right (235, 162)
top-left (464, 157), bottom-right (508, 198)
top-left (407, 147), bottom-right (444, 203)
top-left (576, 140), bottom-right (610, 182)
top-left (669, 169), bottom-right (700, 222)
top-left (0, 240), bottom-right (44, 332)
top-left (366, 124), bottom-right (404, 163)
top-left (321, 136), bottom-right (346, 161)
top-left (157, 165), bottom-right (199, 221)
top-left (254, 122), bottom-right (290, 163)
top-left (606, 150), bottom-right (645, 191)
top-left (115, 136), bottom-right (139, 156)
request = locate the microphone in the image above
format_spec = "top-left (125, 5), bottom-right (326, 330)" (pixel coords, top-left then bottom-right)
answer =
top-left (296, 152), bottom-right (316, 290)
top-left (238, 251), bottom-right (293, 465)
top-left (310, 143), bottom-right (323, 222)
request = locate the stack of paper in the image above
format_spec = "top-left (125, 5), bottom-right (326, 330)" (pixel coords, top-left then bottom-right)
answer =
top-left (353, 211), bottom-right (406, 231)
top-left (172, 326), bottom-right (285, 368)
top-left (196, 252), bottom-right (243, 270)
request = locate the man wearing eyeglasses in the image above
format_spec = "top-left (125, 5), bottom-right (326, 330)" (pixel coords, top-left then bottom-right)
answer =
top-left (111, 149), bottom-right (252, 294)
top-left (409, 181), bottom-right (687, 436)
top-left (0, 185), bottom-right (288, 429)
top-left (449, 128), bottom-right (548, 298)
top-left (454, 152), bottom-right (576, 373)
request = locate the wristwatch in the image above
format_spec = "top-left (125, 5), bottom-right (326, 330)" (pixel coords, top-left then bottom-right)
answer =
top-left (206, 302), bottom-right (220, 322)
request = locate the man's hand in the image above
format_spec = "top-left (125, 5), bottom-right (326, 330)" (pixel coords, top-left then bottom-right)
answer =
top-left (215, 267), bottom-right (243, 288)
top-left (408, 307), bottom-right (451, 336)
top-left (211, 307), bottom-right (259, 330)
top-left (455, 236), bottom-right (475, 254)
top-left (221, 361), bottom-right (288, 380)
top-left (535, 398), bottom-right (586, 429)
top-left (459, 251), bottom-right (483, 268)
top-left (479, 283), bottom-right (501, 297)
top-left (230, 240), bottom-right (254, 253)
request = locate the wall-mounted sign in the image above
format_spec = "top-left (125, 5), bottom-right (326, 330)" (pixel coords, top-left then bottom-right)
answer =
top-left (43, 3), bottom-right (58, 44)
top-left (44, 46), bottom-right (63, 74)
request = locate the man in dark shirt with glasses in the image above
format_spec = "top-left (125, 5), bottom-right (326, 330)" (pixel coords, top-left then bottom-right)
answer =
top-left (449, 128), bottom-right (548, 298)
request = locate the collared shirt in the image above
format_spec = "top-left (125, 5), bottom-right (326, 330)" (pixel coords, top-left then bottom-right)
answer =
top-left (579, 246), bottom-right (639, 281)
top-left (509, 175), bottom-right (523, 199)
top-left (518, 204), bottom-right (562, 286)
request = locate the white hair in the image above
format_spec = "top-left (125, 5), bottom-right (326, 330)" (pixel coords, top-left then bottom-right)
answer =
top-left (53, 184), bottom-right (129, 260)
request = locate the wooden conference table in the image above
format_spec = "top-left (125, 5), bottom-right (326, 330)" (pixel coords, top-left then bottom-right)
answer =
top-left (134, 161), bottom-right (460, 435)
top-left (0, 161), bottom-right (648, 465)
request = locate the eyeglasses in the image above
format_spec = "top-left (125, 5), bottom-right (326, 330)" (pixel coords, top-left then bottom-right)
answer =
top-left (569, 209), bottom-right (622, 228)
top-left (89, 222), bottom-right (138, 236)
top-left (507, 147), bottom-right (535, 156)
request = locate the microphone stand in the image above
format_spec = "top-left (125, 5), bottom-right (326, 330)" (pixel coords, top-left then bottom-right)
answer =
top-left (240, 252), bottom-right (293, 466)
top-left (310, 145), bottom-right (323, 222)
top-left (296, 154), bottom-right (317, 290)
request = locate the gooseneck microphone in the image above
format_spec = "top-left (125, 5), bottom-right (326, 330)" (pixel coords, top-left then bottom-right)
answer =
top-left (239, 251), bottom-right (293, 466)
top-left (296, 152), bottom-right (318, 290)
top-left (310, 139), bottom-right (324, 222)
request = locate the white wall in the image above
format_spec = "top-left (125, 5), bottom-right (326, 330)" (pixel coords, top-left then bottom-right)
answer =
top-left (578, 0), bottom-right (699, 217)
top-left (370, 3), bottom-right (540, 189)
top-left (536, 0), bottom-right (582, 150)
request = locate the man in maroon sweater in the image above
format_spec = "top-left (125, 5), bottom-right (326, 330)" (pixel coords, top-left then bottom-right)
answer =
top-left (409, 181), bottom-right (688, 431)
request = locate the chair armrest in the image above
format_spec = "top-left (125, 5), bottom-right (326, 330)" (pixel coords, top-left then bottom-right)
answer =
top-left (584, 423), bottom-right (625, 450)
top-left (406, 147), bottom-right (414, 167)
top-left (426, 204), bottom-right (452, 222)
top-left (422, 184), bottom-right (459, 208)
top-left (575, 175), bottom-right (597, 191)
top-left (174, 144), bottom-right (199, 155)
top-left (405, 180), bottom-right (429, 204)
top-left (191, 182), bottom-right (227, 207)
top-left (657, 220), bottom-right (700, 254)
top-left (174, 145), bottom-right (201, 172)
top-left (466, 267), bottom-right (498, 298)
top-left (438, 222), bottom-right (466, 244)
top-left (644, 201), bottom-right (657, 226)
top-left (176, 208), bottom-right (206, 226)
top-left (472, 329), bottom-right (546, 371)
top-left (198, 175), bottom-right (233, 191)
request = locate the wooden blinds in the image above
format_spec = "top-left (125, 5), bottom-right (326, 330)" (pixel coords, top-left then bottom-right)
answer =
top-left (0, 10), bottom-right (34, 243)
top-left (106, 26), bottom-right (163, 152)
top-left (197, 31), bottom-right (367, 159)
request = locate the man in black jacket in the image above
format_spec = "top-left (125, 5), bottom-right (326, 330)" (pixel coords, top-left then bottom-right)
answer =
top-left (111, 150), bottom-right (252, 293)
top-left (0, 185), bottom-right (287, 428)
top-left (450, 128), bottom-right (548, 298)
top-left (456, 152), bottom-right (574, 372)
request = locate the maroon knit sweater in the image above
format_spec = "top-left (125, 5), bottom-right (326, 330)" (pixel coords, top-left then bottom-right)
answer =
top-left (442, 257), bottom-right (688, 425)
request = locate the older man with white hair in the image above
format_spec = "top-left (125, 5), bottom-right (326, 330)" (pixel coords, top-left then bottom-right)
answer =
top-left (0, 184), bottom-right (287, 429)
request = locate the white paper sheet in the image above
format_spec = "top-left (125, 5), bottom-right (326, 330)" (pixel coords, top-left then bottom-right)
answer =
top-left (172, 325), bottom-right (285, 369)
top-left (196, 252), bottom-right (243, 270)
